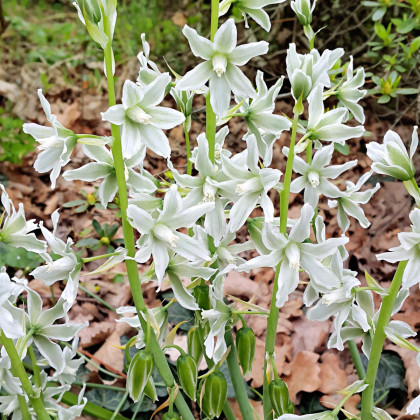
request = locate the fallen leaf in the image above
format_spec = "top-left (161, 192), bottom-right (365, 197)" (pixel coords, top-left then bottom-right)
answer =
top-left (93, 329), bottom-right (124, 375)
top-left (78, 321), bottom-right (115, 348)
top-left (318, 352), bottom-right (348, 394)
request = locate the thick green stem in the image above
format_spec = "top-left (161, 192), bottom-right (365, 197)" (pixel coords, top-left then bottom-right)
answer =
top-left (0, 333), bottom-right (51, 420)
top-left (17, 395), bottom-right (31, 420)
top-left (360, 261), bottom-right (407, 418)
top-left (224, 330), bottom-right (254, 420)
top-left (184, 122), bottom-right (192, 175)
top-left (205, 0), bottom-right (219, 163)
top-left (306, 140), bottom-right (312, 164)
top-left (102, 16), bottom-right (194, 420)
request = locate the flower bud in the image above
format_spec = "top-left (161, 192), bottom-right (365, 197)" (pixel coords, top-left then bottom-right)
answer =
top-left (291, 69), bottom-right (312, 101)
top-left (177, 354), bottom-right (198, 402)
top-left (268, 378), bottom-right (294, 417)
top-left (193, 285), bottom-right (211, 310)
top-left (187, 326), bottom-right (203, 365)
top-left (291, 0), bottom-right (315, 26)
top-left (126, 350), bottom-right (154, 402)
top-left (236, 327), bottom-right (256, 375)
top-left (143, 376), bottom-right (158, 402)
top-left (200, 372), bottom-right (228, 419)
top-left (81, 0), bottom-right (102, 23)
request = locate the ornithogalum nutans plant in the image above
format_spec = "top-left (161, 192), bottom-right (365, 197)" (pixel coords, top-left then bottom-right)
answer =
top-left (0, 0), bottom-right (419, 419)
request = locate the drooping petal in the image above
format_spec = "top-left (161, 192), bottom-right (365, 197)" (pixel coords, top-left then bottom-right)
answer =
top-left (229, 41), bottom-right (269, 66)
top-left (177, 61), bottom-right (212, 91)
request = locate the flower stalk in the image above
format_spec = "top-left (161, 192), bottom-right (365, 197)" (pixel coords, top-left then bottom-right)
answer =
top-left (102, 13), bottom-right (195, 420)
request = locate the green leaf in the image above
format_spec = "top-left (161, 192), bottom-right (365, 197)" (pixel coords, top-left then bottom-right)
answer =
top-left (361, 352), bottom-right (406, 405)
top-left (63, 200), bottom-right (86, 207)
top-left (76, 238), bottom-right (101, 248)
top-left (297, 391), bottom-right (326, 414)
top-left (162, 292), bottom-right (194, 331)
top-left (0, 243), bottom-right (43, 270)
top-left (394, 88), bottom-right (418, 95)
top-left (334, 143), bottom-right (350, 156)
top-left (219, 362), bottom-right (253, 399)
top-left (86, 388), bottom-right (131, 412)
top-left (378, 95), bottom-right (391, 104)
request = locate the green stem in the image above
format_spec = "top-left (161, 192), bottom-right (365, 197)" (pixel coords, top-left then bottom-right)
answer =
top-left (360, 260), bottom-right (407, 418)
top-left (306, 140), bottom-right (312, 164)
top-left (17, 395), bottom-right (31, 420)
top-left (79, 284), bottom-right (117, 313)
top-left (110, 391), bottom-right (129, 420)
top-left (263, 265), bottom-right (280, 419)
top-left (184, 121), bottom-right (192, 175)
top-left (224, 330), bottom-right (254, 420)
top-left (280, 109), bottom-right (300, 233)
top-left (49, 285), bottom-right (56, 305)
top-left (101, 15), bottom-right (194, 419)
top-left (264, 108), bottom-right (300, 419)
top-left (82, 252), bottom-right (120, 263)
top-left (347, 339), bottom-right (365, 380)
top-left (205, 0), bottom-right (219, 164)
top-left (28, 346), bottom-right (42, 389)
top-left (0, 333), bottom-right (51, 420)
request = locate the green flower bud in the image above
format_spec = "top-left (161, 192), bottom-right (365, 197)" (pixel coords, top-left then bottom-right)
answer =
top-left (143, 376), bottom-right (158, 402)
top-left (200, 372), bottom-right (228, 419)
top-left (291, 70), bottom-right (312, 101)
top-left (81, 0), bottom-right (102, 23)
top-left (187, 326), bottom-right (203, 365)
top-left (126, 350), bottom-right (154, 402)
top-left (268, 378), bottom-right (294, 417)
top-left (193, 285), bottom-right (211, 310)
top-left (161, 413), bottom-right (181, 420)
top-left (291, 0), bottom-right (315, 26)
top-left (177, 354), bottom-right (198, 402)
top-left (236, 327), bottom-right (256, 376)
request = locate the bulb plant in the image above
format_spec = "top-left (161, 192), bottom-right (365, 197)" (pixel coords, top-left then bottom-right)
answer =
top-left (0, 0), bottom-right (419, 419)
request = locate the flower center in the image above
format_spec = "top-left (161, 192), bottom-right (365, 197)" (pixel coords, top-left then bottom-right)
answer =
top-left (308, 171), bottom-right (320, 187)
top-left (212, 54), bottom-right (227, 77)
top-left (235, 177), bottom-right (261, 195)
top-left (203, 180), bottom-right (218, 202)
top-left (127, 106), bottom-right (151, 124)
top-left (153, 224), bottom-right (178, 247)
top-left (286, 243), bottom-right (301, 270)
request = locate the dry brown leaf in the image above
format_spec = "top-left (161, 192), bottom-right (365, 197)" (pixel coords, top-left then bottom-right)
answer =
top-left (78, 321), bottom-right (115, 348)
top-left (318, 352), bottom-right (348, 394)
top-left (229, 398), bottom-right (264, 420)
top-left (320, 393), bottom-right (361, 416)
top-left (93, 329), bottom-right (124, 375)
top-left (291, 317), bottom-right (330, 357)
top-left (282, 351), bottom-right (321, 402)
top-left (171, 12), bottom-right (187, 27)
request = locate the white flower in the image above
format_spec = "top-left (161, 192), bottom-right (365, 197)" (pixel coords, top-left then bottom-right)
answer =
top-left (51, 337), bottom-right (84, 385)
top-left (284, 144), bottom-right (357, 207)
top-left (22, 89), bottom-right (76, 189)
top-left (240, 204), bottom-right (348, 307)
top-left (101, 73), bottom-right (185, 158)
top-left (30, 210), bottom-right (81, 312)
top-left (64, 144), bottom-right (157, 206)
top-left (220, 135), bottom-right (282, 232)
top-left (2, 289), bottom-right (87, 371)
top-left (336, 57), bottom-right (367, 124)
top-left (0, 185), bottom-right (46, 253)
top-left (219, 0), bottom-right (286, 32)
top-left (366, 126), bottom-right (418, 181)
top-left (127, 185), bottom-right (214, 284)
top-left (328, 170), bottom-right (380, 232)
top-left (137, 33), bottom-right (161, 87)
top-left (303, 85), bottom-right (365, 144)
top-left (377, 207), bottom-right (420, 289)
top-left (238, 71), bottom-right (292, 165)
top-left (286, 43), bottom-right (343, 100)
top-left (177, 19), bottom-right (268, 117)
top-left (201, 286), bottom-right (232, 362)
top-left (276, 412), bottom-right (337, 419)
top-left (168, 132), bottom-right (229, 246)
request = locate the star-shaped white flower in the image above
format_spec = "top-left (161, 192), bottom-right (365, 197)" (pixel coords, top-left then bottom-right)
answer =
top-left (101, 73), bottom-right (185, 158)
top-left (284, 144), bottom-right (357, 208)
top-left (328, 170), bottom-right (380, 232)
top-left (127, 185), bottom-right (214, 284)
top-left (240, 204), bottom-right (348, 307)
top-left (23, 89), bottom-right (77, 189)
top-left (0, 185), bottom-right (46, 253)
top-left (377, 207), bottom-right (420, 289)
top-left (177, 18), bottom-right (268, 117)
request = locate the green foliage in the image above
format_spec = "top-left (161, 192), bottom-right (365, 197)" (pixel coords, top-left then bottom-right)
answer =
top-left (76, 218), bottom-right (123, 252)
top-left (0, 108), bottom-right (36, 164)
top-left (363, 0), bottom-right (420, 104)
top-left (362, 352), bottom-right (406, 406)
top-left (0, 242), bottom-right (43, 272)
top-left (63, 189), bottom-right (105, 213)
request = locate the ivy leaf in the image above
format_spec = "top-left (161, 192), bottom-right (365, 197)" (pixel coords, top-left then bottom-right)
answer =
top-left (362, 352), bottom-right (406, 405)
top-left (161, 291), bottom-right (194, 331)
top-left (86, 388), bottom-right (131, 412)
top-left (297, 391), bottom-right (326, 414)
